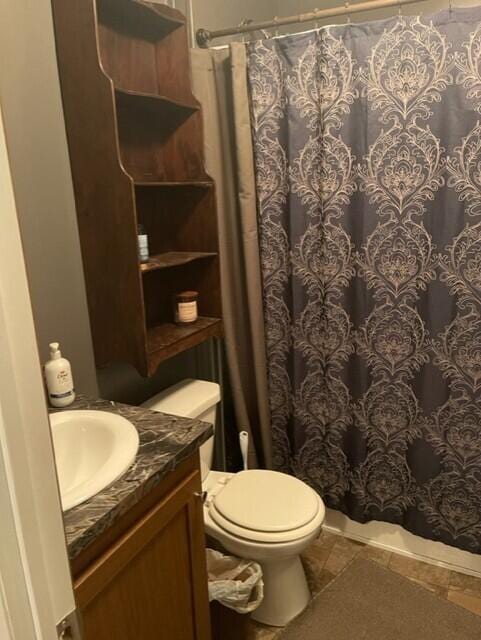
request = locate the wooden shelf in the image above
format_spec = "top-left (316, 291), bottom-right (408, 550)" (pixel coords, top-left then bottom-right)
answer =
top-left (134, 1), bottom-right (185, 26)
top-left (97, 0), bottom-right (185, 40)
top-left (115, 87), bottom-right (199, 118)
top-left (147, 317), bottom-right (223, 374)
top-left (140, 252), bottom-right (217, 273)
top-left (117, 109), bottom-right (208, 183)
top-left (135, 180), bottom-right (213, 188)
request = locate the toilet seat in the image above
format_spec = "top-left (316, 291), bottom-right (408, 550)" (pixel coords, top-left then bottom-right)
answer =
top-left (208, 470), bottom-right (325, 544)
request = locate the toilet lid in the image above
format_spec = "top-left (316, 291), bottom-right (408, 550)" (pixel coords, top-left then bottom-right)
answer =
top-left (211, 470), bottom-right (320, 534)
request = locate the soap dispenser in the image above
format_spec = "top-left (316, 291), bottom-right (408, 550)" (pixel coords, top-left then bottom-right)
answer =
top-left (44, 342), bottom-right (75, 407)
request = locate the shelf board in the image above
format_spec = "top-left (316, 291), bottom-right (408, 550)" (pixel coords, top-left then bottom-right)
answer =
top-left (147, 317), bottom-right (222, 373)
top-left (134, 180), bottom-right (214, 188)
top-left (115, 87), bottom-right (199, 117)
top-left (135, 1), bottom-right (185, 28)
top-left (140, 252), bottom-right (217, 273)
top-left (98, 0), bottom-right (185, 40)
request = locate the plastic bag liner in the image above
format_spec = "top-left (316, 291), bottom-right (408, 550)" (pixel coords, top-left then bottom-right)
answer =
top-left (206, 549), bottom-right (264, 614)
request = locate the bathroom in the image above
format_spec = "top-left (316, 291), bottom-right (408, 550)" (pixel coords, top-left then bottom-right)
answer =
top-left (3, 0), bottom-right (481, 637)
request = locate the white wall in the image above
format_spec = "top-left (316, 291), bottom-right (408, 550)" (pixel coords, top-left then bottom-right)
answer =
top-left (190, 0), bottom-right (278, 39)
top-left (0, 0), bottom-right (98, 397)
top-left (173, 0), bottom-right (279, 45)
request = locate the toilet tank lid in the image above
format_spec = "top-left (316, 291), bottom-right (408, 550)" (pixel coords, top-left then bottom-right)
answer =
top-left (141, 379), bottom-right (221, 419)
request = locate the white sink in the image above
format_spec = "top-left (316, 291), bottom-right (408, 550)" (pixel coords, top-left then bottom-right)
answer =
top-left (50, 410), bottom-right (140, 512)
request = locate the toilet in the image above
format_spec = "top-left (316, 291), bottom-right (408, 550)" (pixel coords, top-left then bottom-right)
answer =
top-left (142, 379), bottom-right (325, 627)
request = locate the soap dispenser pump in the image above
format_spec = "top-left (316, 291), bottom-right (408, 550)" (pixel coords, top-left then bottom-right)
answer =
top-left (44, 342), bottom-right (75, 407)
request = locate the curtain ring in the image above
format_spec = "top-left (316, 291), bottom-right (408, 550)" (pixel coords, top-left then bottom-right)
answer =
top-left (345, 1), bottom-right (351, 24)
top-left (273, 16), bottom-right (280, 37)
top-left (239, 18), bottom-right (253, 44)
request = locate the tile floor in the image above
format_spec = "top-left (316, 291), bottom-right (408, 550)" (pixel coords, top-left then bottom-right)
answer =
top-left (247, 531), bottom-right (481, 639)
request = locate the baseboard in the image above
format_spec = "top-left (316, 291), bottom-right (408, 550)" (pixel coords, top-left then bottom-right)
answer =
top-left (324, 508), bottom-right (481, 578)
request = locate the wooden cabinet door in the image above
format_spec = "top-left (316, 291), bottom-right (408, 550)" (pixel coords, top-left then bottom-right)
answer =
top-left (75, 470), bottom-right (211, 640)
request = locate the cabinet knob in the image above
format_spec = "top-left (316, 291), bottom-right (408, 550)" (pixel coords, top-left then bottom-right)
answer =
top-left (194, 491), bottom-right (207, 503)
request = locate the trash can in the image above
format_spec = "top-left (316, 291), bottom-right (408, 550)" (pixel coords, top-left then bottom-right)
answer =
top-left (206, 549), bottom-right (264, 614)
top-left (207, 549), bottom-right (264, 640)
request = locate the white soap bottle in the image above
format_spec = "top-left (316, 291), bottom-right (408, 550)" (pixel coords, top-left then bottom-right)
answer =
top-left (44, 342), bottom-right (76, 407)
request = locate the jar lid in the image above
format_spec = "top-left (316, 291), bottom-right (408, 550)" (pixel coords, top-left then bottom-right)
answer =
top-left (176, 290), bottom-right (198, 302)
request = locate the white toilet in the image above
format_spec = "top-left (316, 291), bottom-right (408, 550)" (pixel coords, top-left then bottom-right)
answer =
top-left (142, 379), bottom-right (325, 627)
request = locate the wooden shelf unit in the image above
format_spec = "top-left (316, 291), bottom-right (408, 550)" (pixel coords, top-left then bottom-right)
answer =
top-left (52, 0), bottom-right (222, 376)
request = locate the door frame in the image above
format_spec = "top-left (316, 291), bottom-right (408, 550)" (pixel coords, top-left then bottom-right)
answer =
top-left (0, 105), bottom-right (77, 639)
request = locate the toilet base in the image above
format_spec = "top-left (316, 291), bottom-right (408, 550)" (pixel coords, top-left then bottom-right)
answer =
top-left (251, 555), bottom-right (311, 627)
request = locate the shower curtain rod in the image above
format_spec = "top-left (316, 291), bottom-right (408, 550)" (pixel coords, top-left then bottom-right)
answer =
top-left (196, 0), bottom-right (427, 47)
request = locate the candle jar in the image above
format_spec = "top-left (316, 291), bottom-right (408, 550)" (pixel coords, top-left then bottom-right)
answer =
top-left (175, 291), bottom-right (199, 324)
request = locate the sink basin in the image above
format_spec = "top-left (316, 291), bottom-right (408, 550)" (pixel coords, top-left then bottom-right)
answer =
top-left (50, 410), bottom-right (140, 512)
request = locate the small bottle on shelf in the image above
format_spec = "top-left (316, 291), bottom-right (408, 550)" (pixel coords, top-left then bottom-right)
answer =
top-left (137, 224), bottom-right (149, 263)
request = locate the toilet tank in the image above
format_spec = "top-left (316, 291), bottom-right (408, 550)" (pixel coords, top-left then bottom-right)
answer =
top-left (141, 379), bottom-right (220, 481)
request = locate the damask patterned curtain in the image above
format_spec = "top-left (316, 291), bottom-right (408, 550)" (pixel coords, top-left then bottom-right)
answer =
top-left (247, 7), bottom-right (481, 553)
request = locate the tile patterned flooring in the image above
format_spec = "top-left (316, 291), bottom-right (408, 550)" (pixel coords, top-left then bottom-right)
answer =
top-left (247, 531), bottom-right (481, 639)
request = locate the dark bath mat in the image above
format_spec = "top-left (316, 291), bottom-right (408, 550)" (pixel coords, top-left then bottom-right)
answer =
top-left (277, 558), bottom-right (481, 640)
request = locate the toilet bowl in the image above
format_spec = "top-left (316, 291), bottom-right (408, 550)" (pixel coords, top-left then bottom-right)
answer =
top-left (203, 469), bottom-right (325, 626)
top-left (142, 379), bottom-right (325, 627)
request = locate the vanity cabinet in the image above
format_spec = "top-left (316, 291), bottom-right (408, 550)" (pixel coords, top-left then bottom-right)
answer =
top-left (72, 455), bottom-right (211, 640)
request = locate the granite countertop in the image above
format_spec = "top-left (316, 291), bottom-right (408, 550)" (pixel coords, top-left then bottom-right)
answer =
top-left (50, 394), bottom-right (212, 561)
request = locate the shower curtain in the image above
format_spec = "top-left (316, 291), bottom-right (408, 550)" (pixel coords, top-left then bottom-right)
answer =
top-left (190, 46), bottom-right (273, 467)
top-left (247, 7), bottom-right (481, 554)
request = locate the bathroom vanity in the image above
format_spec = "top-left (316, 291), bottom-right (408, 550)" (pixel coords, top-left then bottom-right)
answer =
top-left (55, 396), bottom-right (213, 640)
